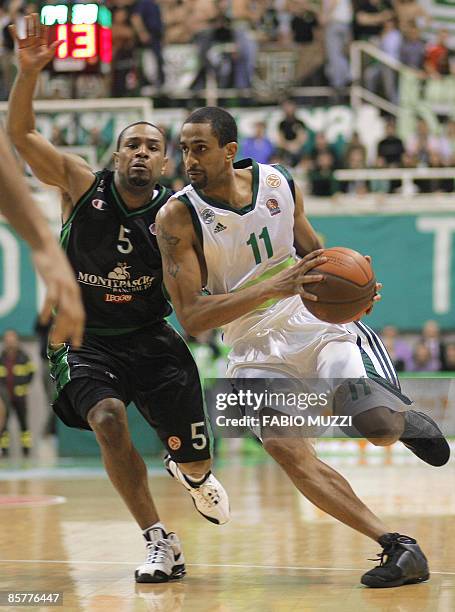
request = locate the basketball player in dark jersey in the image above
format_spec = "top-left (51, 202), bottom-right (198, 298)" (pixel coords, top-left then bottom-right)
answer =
top-left (8, 14), bottom-right (229, 583)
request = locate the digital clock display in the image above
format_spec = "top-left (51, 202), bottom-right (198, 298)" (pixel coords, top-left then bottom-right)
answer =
top-left (40, 3), bottom-right (112, 71)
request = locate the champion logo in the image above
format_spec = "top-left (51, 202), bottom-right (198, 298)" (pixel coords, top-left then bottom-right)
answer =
top-left (92, 199), bottom-right (107, 211)
top-left (149, 223), bottom-right (157, 235)
top-left (214, 222), bottom-right (227, 233)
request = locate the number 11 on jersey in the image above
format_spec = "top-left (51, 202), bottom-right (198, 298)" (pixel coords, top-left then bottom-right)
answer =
top-left (246, 226), bottom-right (273, 264)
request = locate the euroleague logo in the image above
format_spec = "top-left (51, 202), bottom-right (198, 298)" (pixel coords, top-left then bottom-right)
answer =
top-left (266, 198), bottom-right (281, 216)
top-left (168, 436), bottom-right (182, 451)
top-left (266, 174), bottom-right (281, 188)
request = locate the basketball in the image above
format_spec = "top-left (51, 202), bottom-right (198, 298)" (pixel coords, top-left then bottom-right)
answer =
top-left (302, 247), bottom-right (376, 324)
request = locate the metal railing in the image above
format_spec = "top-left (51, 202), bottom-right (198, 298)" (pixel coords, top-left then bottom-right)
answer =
top-left (350, 40), bottom-right (455, 117)
top-left (335, 166), bottom-right (455, 194)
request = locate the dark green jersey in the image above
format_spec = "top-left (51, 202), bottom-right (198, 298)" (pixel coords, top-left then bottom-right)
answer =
top-left (61, 170), bottom-right (172, 334)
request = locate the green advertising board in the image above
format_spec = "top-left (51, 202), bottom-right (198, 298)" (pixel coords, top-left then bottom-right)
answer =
top-left (1, 213), bottom-right (454, 337)
top-left (0, 222), bottom-right (39, 336)
top-left (310, 213), bottom-right (455, 330)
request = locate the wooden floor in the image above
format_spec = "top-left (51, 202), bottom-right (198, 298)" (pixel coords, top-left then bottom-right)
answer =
top-left (1, 455), bottom-right (454, 611)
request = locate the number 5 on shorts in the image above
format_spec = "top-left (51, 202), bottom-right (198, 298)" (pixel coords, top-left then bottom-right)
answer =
top-left (191, 422), bottom-right (207, 450)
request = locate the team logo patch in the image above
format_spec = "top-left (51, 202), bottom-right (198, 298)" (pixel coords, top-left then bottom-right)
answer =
top-left (266, 198), bottom-right (281, 216)
top-left (266, 174), bottom-right (281, 188)
top-left (92, 199), bottom-right (107, 210)
top-left (202, 208), bottom-right (215, 224)
top-left (104, 294), bottom-right (133, 303)
top-left (108, 263), bottom-right (130, 280)
top-left (168, 436), bottom-right (182, 451)
top-left (149, 223), bottom-right (157, 235)
top-left (214, 222), bottom-right (227, 233)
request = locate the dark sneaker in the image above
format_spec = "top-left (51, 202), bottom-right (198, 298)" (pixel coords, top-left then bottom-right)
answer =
top-left (361, 533), bottom-right (430, 588)
top-left (400, 410), bottom-right (450, 466)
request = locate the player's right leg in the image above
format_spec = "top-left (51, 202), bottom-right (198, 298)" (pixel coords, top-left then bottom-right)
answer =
top-left (345, 322), bottom-right (450, 466)
top-left (49, 340), bottom-right (185, 583)
top-left (232, 365), bottom-right (430, 587)
top-left (131, 322), bottom-right (230, 526)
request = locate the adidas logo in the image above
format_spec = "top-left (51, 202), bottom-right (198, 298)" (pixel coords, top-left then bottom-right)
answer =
top-left (214, 222), bottom-right (227, 233)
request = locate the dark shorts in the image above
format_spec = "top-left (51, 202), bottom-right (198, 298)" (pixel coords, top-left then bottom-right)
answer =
top-left (49, 321), bottom-right (210, 463)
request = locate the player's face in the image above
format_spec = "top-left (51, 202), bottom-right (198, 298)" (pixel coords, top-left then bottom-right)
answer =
top-left (114, 125), bottom-right (167, 189)
top-left (180, 123), bottom-right (236, 190)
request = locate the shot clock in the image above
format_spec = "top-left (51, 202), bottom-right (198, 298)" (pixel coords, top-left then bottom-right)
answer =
top-left (40, 2), bottom-right (112, 73)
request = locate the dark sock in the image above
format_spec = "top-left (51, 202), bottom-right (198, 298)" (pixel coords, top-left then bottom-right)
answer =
top-left (183, 471), bottom-right (211, 488)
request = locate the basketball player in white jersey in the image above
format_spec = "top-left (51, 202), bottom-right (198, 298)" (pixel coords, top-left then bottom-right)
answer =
top-left (156, 107), bottom-right (449, 588)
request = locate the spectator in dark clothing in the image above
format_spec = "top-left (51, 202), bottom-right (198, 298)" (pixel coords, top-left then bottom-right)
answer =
top-left (311, 132), bottom-right (341, 167)
top-left (377, 120), bottom-right (405, 166)
top-left (310, 151), bottom-right (339, 196)
top-left (400, 25), bottom-right (426, 70)
top-left (190, 1), bottom-right (235, 90)
top-left (277, 99), bottom-right (309, 166)
top-left (0, 330), bottom-right (35, 457)
top-left (354, 0), bottom-right (393, 40)
top-left (342, 146), bottom-right (370, 194)
top-left (420, 320), bottom-right (447, 371)
top-left (290, 2), bottom-right (319, 44)
top-left (132, 0), bottom-right (165, 87)
top-left (111, 6), bottom-right (137, 97)
top-left (240, 121), bottom-right (275, 164)
top-left (442, 343), bottom-right (455, 372)
top-left (343, 131), bottom-right (368, 166)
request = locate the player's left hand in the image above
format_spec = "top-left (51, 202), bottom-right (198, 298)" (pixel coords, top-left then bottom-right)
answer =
top-left (33, 244), bottom-right (85, 348)
top-left (355, 255), bottom-right (382, 319)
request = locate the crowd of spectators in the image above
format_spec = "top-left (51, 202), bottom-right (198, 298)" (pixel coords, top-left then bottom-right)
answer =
top-left (0, 0), bottom-right (453, 100)
top-left (164, 99), bottom-right (453, 196)
top-left (381, 320), bottom-right (455, 373)
top-left (0, 1), bottom-right (454, 198)
top-left (235, 99), bottom-right (455, 197)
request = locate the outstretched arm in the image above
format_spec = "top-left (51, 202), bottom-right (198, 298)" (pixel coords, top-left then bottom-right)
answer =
top-left (0, 126), bottom-right (84, 346)
top-left (156, 199), bottom-right (326, 336)
top-left (7, 14), bottom-right (94, 202)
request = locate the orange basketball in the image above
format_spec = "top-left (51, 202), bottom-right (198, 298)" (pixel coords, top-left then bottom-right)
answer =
top-left (302, 247), bottom-right (376, 324)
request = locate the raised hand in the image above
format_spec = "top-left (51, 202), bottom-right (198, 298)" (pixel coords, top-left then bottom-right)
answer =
top-left (9, 13), bottom-right (61, 74)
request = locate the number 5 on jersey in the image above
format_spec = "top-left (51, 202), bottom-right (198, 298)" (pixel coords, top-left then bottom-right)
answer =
top-left (246, 226), bottom-right (273, 264)
top-left (118, 225), bottom-right (133, 254)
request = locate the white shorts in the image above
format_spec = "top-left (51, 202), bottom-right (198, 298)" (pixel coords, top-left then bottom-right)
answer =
top-left (226, 300), bottom-right (411, 431)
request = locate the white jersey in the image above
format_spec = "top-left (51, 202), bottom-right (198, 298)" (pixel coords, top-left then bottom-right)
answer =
top-left (175, 159), bottom-right (306, 346)
top-left (175, 159), bottom-right (406, 415)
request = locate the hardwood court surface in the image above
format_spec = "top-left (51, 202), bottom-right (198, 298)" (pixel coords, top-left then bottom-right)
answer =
top-left (1, 455), bottom-right (454, 611)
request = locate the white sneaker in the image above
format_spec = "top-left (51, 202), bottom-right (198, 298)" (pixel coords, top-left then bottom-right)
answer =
top-left (135, 526), bottom-right (186, 583)
top-left (164, 455), bottom-right (230, 525)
